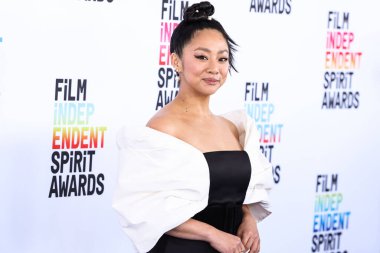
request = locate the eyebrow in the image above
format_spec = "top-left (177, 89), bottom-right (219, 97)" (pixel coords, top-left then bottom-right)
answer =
top-left (194, 47), bottom-right (228, 54)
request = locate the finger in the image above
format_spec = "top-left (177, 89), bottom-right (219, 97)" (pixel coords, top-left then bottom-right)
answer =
top-left (241, 232), bottom-right (253, 245)
top-left (235, 246), bottom-right (245, 253)
top-left (239, 242), bottom-right (246, 253)
top-left (244, 237), bottom-right (254, 250)
top-left (250, 237), bottom-right (260, 253)
top-left (234, 238), bottom-right (244, 253)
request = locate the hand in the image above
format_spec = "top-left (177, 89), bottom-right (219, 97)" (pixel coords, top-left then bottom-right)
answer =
top-left (237, 211), bottom-right (260, 253)
top-left (208, 228), bottom-right (247, 253)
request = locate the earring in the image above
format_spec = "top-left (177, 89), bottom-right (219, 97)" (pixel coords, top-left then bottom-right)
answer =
top-left (175, 68), bottom-right (180, 82)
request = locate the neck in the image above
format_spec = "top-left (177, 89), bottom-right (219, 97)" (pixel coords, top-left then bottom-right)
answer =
top-left (174, 91), bottom-right (212, 116)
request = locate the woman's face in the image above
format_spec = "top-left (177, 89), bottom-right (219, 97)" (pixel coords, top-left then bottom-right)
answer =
top-left (176, 29), bottom-right (230, 96)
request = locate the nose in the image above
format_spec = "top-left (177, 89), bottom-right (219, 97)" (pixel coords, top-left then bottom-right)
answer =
top-left (207, 59), bottom-right (219, 74)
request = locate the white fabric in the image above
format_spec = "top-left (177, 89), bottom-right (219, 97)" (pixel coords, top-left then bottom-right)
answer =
top-left (112, 110), bottom-right (273, 253)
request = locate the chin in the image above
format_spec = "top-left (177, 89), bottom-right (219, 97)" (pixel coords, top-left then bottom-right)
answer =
top-left (204, 85), bottom-right (221, 95)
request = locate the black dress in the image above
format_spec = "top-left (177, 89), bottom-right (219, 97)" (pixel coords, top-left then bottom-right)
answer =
top-left (148, 150), bottom-right (252, 253)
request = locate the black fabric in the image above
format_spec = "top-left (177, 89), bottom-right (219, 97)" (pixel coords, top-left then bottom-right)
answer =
top-left (148, 151), bottom-right (251, 253)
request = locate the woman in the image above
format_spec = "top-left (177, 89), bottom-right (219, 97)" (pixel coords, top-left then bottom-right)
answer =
top-left (113, 2), bottom-right (272, 253)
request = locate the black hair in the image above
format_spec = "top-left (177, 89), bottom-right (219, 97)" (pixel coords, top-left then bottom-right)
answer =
top-left (170, 1), bottom-right (238, 72)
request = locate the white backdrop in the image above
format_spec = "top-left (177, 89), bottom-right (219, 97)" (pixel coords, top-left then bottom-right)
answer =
top-left (1, 0), bottom-right (379, 252)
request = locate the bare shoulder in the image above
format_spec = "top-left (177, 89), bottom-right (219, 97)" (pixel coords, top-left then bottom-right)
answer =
top-left (217, 115), bottom-right (239, 139)
top-left (146, 108), bottom-right (180, 136)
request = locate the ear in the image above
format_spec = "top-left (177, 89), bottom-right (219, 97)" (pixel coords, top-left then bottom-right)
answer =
top-left (170, 53), bottom-right (182, 73)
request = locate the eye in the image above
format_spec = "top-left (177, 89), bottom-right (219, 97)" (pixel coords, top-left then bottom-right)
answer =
top-left (219, 57), bottom-right (229, 62)
top-left (195, 55), bottom-right (208, 60)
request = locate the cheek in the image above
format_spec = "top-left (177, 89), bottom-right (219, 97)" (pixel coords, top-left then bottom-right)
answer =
top-left (221, 65), bottom-right (229, 77)
top-left (220, 66), bottom-right (229, 84)
top-left (184, 59), bottom-right (203, 75)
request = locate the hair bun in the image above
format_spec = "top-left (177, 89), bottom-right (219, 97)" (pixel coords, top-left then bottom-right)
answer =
top-left (184, 1), bottom-right (215, 21)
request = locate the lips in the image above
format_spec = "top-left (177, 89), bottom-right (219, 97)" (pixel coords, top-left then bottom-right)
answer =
top-left (203, 78), bottom-right (220, 85)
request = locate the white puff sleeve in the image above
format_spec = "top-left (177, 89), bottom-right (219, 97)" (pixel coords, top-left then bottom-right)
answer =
top-left (112, 127), bottom-right (210, 253)
top-left (222, 110), bottom-right (273, 222)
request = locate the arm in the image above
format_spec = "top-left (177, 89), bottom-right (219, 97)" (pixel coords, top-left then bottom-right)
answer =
top-left (237, 205), bottom-right (260, 253)
top-left (167, 218), bottom-right (247, 253)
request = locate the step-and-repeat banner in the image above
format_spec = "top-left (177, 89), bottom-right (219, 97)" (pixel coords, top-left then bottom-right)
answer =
top-left (1, 0), bottom-right (379, 252)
